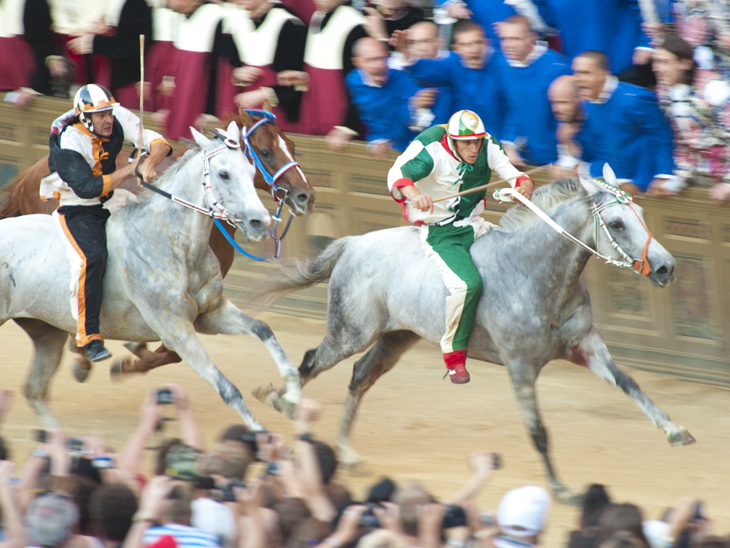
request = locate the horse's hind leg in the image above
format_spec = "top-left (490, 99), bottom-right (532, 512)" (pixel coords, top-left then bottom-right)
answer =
top-left (110, 343), bottom-right (182, 380)
top-left (14, 319), bottom-right (67, 428)
top-left (335, 330), bottom-right (421, 470)
top-left (572, 327), bottom-right (695, 446)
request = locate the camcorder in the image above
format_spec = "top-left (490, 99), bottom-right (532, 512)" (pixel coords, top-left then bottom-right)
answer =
top-left (164, 444), bottom-right (202, 482)
top-left (156, 388), bottom-right (174, 405)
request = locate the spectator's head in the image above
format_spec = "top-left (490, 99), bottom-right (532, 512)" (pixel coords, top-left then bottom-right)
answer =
top-left (548, 75), bottom-right (581, 123)
top-left (598, 532), bottom-right (650, 548)
top-left (496, 485), bottom-right (551, 541)
top-left (287, 517), bottom-right (333, 548)
top-left (653, 34), bottom-right (695, 87)
top-left (219, 423), bottom-right (257, 461)
top-left (275, 497), bottom-right (312, 544)
top-left (572, 51), bottom-right (610, 101)
top-left (198, 442), bottom-right (251, 481)
top-left (392, 481), bottom-right (432, 536)
top-left (366, 477), bottom-right (397, 504)
top-left (163, 483), bottom-right (194, 526)
top-left (452, 20), bottom-right (488, 69)
top-left (73, 84), bottom-right (118, 137)
top-left (90, 483), bottom-right (138, 542)
top-left (499, 15), bottom-right (537, 63)
top-left (26, 492), bottom-right (80, 548)
top-left (581, 484), bottom-right (612, 528)
top-left (446, 110), bottom-right (487, 165)
top-left (313, 0), bottom-right (344, 13)
top-left (407, 20), bottom-right (441, 60)
top-left (597, 504), bottom-right (651, 548)
top-left (166, 0), bottom-right (203, 16)
top-left (353, 37), bottom-right (390, 86)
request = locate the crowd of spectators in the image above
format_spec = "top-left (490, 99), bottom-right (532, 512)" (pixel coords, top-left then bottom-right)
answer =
top-left (0, 385), bottom-right (727, 548)
top-left (2, 0), bottom-right (730, 201)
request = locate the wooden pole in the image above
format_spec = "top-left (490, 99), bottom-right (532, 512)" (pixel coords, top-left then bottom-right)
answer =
top-left (432, 164), bottom-right (551, 203)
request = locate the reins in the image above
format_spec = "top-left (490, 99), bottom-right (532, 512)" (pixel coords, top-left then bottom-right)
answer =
top-left (494, 180), bottom-right (654, 276)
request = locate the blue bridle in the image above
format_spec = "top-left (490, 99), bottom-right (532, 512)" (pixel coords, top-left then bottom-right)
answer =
top-left (217, 109), bottom-right (303, 261)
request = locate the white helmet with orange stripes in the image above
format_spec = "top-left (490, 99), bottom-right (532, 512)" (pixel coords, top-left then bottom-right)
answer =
top-left (73, 84), bottom-right (119, 134)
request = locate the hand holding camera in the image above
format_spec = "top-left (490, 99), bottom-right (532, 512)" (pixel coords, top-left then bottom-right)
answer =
top-left (470, 450), bottom-right (501, 476)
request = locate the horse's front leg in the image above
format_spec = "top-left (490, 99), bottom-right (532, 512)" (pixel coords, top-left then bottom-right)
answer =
top-left (570, 327), bottom-right (695, 446)
top-left (195, 301), bottom-right (301, 409)
top-left (506, 362), bottom-right (581, 504)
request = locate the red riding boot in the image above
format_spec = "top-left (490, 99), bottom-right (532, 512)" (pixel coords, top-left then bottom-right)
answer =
top-left (444, 349), bottom-right (470, 384)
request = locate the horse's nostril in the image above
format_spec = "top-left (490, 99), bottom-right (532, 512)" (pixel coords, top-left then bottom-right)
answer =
top-left (249, 219), bottom-right (264, 231)
top-left (656, 265), bottom-right (668, 278)
top-left (296, 193), bottom-right (309, 204)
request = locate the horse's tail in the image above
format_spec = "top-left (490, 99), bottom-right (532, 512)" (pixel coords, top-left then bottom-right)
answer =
top-left (251, 236), bottom-right (353, 309)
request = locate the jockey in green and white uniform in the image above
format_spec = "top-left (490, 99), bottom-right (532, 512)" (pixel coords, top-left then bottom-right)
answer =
top-left (387, 109), bottom-right (535, 384)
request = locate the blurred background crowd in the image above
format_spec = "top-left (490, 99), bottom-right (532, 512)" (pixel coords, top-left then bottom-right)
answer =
top-left (2, 0), bottom-right (730, 201)
top-left (0, 385), bottom-right (727, 548)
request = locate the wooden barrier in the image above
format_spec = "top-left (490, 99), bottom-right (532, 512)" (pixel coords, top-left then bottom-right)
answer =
top-left (2, 96), bottom-right (729, 386)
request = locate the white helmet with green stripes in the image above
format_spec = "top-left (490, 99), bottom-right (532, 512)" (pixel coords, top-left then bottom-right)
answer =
top-left (447, 109), bottom-right (486, 140)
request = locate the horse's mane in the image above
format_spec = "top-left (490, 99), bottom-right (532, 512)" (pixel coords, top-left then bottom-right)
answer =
top-left (135, 141), bottom-right (201, 202)
top-left (498, 177), bottom-right (587, 232)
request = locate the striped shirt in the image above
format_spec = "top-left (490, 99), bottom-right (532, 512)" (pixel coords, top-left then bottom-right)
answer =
top-left (144, 523), bottom-right (220, 548)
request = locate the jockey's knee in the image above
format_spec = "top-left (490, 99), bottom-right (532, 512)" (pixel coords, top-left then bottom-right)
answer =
top-left (464, 273), bottom-right (483, 295)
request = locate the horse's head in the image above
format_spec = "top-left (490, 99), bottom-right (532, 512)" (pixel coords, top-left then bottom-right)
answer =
top-left (235, 109), bottom-right (315, 216)
top-left (580, 172), bottom-right (676, 287)
top-left (191, 121), bottom-right (271, 242)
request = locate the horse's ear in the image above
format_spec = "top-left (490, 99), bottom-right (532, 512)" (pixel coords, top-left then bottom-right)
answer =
top-left (262, 98), bottom-right (273, 113)
top-left (190, 127), bottom-right (211, 149)
top-left (226, 120), bottom-right (240, 143)
top-left (602, 163), bottom-right (619, 188)
top-left (578, 175), bottom-right (600, 195)
top-left (238, 106), bottom-right (254, 128)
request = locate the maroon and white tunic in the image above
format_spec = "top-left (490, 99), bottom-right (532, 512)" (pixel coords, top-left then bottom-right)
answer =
top-left (146, 4), bottom-right (183, 113)
top-left (0, 0), bottom-right (34, 91)
top-left (298, 5), bottom-right (366, 136)
top-left (166, 3), bottom-right (224, 140)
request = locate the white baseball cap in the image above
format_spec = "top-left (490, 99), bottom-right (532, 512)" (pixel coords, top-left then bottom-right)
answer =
top-left (497, 486), bottom-right (551, 537)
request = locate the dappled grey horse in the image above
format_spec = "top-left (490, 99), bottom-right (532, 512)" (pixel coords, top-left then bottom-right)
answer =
top-left (254, 175), bottom-right (695, 500)
top-left (0, 121), bottom-right (301, 429)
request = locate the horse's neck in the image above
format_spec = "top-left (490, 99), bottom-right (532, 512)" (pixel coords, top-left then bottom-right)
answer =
top-left (137, 154), bottom-right (214, 256)
top-left (490, 201), bottom-right (594, 304)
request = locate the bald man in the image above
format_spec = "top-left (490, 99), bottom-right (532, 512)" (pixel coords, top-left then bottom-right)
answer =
top-left (346, 37), bottom-right (432, 155)
top-left (548, 75), bottom-right (584, 178)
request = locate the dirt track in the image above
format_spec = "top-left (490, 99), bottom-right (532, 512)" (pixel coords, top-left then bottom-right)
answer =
top-left (1, 313), bottom-right (729, 544)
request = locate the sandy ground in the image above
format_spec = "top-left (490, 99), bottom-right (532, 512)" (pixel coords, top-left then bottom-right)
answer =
top-left (1, 313), bottom-right (729, 545)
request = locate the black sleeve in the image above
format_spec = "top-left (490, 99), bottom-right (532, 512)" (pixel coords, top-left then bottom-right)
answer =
top-left (341, 24), bottom-right (367, 133)
top-left (24, 0), bottom-right (60, 94)
top-left (270, 19), bottom-right (306, 116)
top-left (206, 21), bottom-right (229, 115)
top-left (342, 24), bottom-right (368, 76)
top-left (92, 0), bottom-right (152, 58)
top-left (50, 145), bottom-right (106, 199)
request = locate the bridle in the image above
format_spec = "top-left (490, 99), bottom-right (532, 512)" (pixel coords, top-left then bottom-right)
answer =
top-left (494, 179), bottom-right (654, 276)
top-left (136, 131), bottom-right (245, 224)
top-left (239, 109), bottom-right (308, 258)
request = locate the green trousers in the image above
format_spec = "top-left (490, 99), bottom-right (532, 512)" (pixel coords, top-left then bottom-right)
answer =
top-left (421, 221), bottom-right (484, 354)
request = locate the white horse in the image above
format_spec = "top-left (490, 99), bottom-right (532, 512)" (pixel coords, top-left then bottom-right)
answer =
top-left (0, 121), bottom-right (300, 429)
top-left (254, 174), bottom-right (695, 501)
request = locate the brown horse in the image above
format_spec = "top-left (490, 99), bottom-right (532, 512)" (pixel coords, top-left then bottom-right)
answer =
top-left (0, 108), bottom-right (315, 381)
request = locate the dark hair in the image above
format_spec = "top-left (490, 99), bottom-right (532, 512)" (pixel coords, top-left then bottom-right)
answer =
top-left (367, 477), bottom-right (397, 504)
top-left (577, 50), bottom-right (610, 72)
top-left (312, 440), bottom-right (338, 484)
top-left (658, 33), bottom-right (696, 84)
top-left (452, 19), bottom-right (485, 41)
top-left (0, 436), bottom-right (8, 460)
top-left (597, 504), bottom-right (651, 548)
top-left (274, 497), bottom-right (312, 544)
top-left (90, 483), bottom-right (138, 541)
top-left (583, 484), bottom-right (612, 527)
top-left (155, 437), bottom-right (184, 475)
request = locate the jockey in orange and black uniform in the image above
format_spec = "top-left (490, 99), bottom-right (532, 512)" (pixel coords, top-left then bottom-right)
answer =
top-left (47, 83), bottom-right (171, 362)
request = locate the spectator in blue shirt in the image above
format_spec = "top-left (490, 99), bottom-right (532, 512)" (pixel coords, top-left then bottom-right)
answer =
top-left (346, 37), bottom-right (434, 156)
top-left (572, 50), bottom-right (675, 195)
top-left (405, 20), bottom-right (506, 139)
top-left (497, 15), bottom-right (570, 166)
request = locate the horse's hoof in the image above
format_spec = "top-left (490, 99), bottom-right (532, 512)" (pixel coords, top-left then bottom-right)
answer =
top-left (252, 384), bottom-right (297, 418)
top-left (110, 360), bottom-right (124, 382)
top-left (551, 484), bottom-right (584, 506)
top-left (72, 362), bottom-right (91, 383)
top-left (668, 427), bottom-right (696, 446)
top-left (252, 383), bottom-right (277, 404)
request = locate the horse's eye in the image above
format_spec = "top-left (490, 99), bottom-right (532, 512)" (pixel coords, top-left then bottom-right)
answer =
top-left (261, 148), bottom-right (272, 158)
top-left (609, 221), bottom-right (624, 231)
top-left (220, 170), bottom-right (230, 180)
